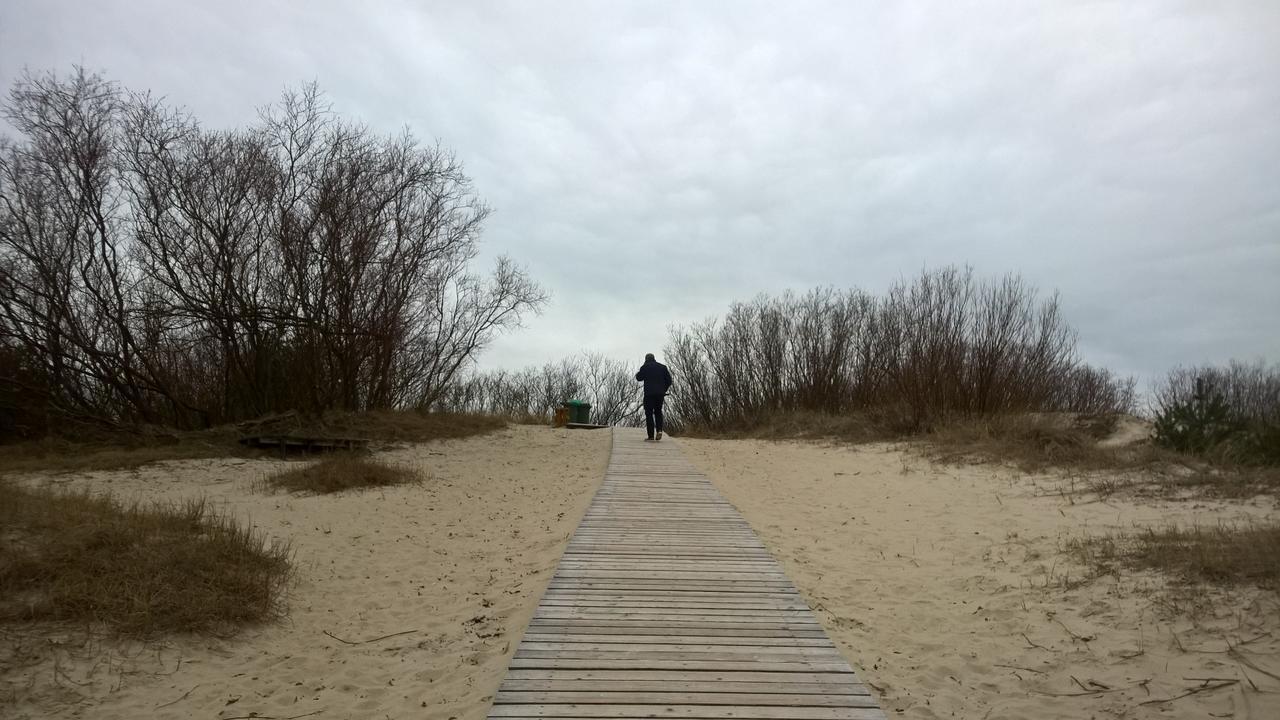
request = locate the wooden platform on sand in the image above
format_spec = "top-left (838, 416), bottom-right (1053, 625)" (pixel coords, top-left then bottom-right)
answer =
top-left (238, 435), bottom-right (369, 453)
top-left (486, 427), bottom-right (886, 720)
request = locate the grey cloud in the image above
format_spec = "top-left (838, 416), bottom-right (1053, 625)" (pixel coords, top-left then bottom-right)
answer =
top-left (2, 0), bottom-right (1277, 385)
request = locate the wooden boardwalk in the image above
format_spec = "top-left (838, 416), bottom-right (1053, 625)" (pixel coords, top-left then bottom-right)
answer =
top-left (487, 428), bottom-right (886, 720)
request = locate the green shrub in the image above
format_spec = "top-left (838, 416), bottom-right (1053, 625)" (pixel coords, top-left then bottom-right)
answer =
top-left (1152, 361), bottom-right (1280, 466)
top-left (1153, 392), bottom-right (1241, 454)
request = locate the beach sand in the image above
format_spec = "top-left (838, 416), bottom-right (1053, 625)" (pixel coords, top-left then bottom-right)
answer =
top-left (6, 425), bottom-right (1280, 719)
top-left (680, 436), bottom-right (1280, 719)
top-left (2, 424), bottom-right (609, 720)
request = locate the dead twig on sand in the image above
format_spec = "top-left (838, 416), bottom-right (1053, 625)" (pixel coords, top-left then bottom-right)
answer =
top-left (1021, 633), bottom-right (1050, 651)
top-left (1032, 681), bottom-right (1143, 698)
top-left (323, 628), bottom-right (418, 645)
top-left (1229, 648), bottom-right (1280, 683)
top-left (1055, 619), bottom-right (1096, 642)
top-left (1139, 680), bottom-right (1237, 706)
top-left (995, 663), bottom-right (1046, 675)
top-left (223, 711), bottom-right (322, 720)
top-left (154, 683), bottom-right (199, 709)
top-left (1070, 675), bottom-right (1111, 693)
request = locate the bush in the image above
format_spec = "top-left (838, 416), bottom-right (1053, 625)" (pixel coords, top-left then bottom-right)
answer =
top-left (0, 68), bottom-right (544, 432)
top-left (1153, 392), bottom-right (1241, 454)
top-left (1153, 361), bottom-right (1280, 465)
top-left (665, 271), bottom-right (1135, 433)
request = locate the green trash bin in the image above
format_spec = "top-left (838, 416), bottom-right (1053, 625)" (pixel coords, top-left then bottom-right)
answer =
top-left (564, 400), bottom-right (592, 424)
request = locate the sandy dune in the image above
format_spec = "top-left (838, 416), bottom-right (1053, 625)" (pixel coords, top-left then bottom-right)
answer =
top-left (2, 424), bottom-right (609, 720)
top-left (680, 437), bottom-right (1280, 719)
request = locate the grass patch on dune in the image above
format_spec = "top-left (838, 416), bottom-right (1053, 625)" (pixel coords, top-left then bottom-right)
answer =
top-left (928, 415), bottom-right (1280, 498)
top-left (260, 454), bottom-right (419, 495)
top-left (1072, 523), bottom-right (1280, 588)
top-left (923, 413), bottom-right (1159, 471)
top-left (0, 425), bottom-right (252, 475)
top-left (0, 479), bottom-right (292, 636)
top-left (274, 409), bottom-right (506, 444)
top-left (0, 410), bottom-right (505, 474)
top-left (678, 411), bottom-right (891, 443)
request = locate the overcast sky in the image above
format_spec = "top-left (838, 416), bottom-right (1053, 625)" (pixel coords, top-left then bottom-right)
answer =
top-left (2, 1), bottom-right (1277, 386)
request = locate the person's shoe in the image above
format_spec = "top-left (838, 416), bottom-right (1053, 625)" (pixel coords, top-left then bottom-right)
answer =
top-left (656, 432), bottom-right (663, 441)
top-left (644, 437), bottom-right (654, 442)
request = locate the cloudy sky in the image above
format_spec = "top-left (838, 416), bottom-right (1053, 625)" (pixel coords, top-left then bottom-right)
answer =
top-left (2, 1), bottom-right (1277, 386)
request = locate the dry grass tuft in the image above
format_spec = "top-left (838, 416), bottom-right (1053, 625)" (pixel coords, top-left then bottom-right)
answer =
top-left (260, 454), bottom-right (420, 495)
top-left (0, 410), bottom-right (504, 474)
top-left (1071, 523), bottom-right (1280, 587)
top-left (0, 479), bottom-right (292, 636)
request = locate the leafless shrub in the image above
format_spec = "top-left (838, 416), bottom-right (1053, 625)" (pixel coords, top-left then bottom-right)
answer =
top-left (665, 270), bottom-right (1134, 434)
top-left (0, 68), bottom-right (545, 436)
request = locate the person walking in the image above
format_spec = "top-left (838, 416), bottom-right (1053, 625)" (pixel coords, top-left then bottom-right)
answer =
top-left (635, 353), bottom-right (673, 442)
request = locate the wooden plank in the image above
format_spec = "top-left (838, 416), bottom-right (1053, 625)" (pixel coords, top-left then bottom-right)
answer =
top-left (515, 647), bottom-right (844, 660)
top-left (485, 427), bottom-right (883, 720)
top-left (495, 692), bottom-right (879, 707)
top-left (533, 609), bottom-right (815, 619)
top-left (518, 635), bottom-right (835, 647)
top-left (505, 670), bottom-right (860, 683)
top-left (499, 680), bottom-right (870, 695)
top-left (489, 705), bottom-right (886, 719)
top-left (507, 659), bottom-right (852, 672)
top-left (516, 643), bottom-right (841, 655)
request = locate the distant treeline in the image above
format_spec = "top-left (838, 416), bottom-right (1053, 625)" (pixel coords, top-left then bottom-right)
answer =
top-left (439, 268), bottom-right (1136, 432)
top-left (0, 69), bottom-right (544, 437)
top-left (438, 353), bottom-right (642, 427)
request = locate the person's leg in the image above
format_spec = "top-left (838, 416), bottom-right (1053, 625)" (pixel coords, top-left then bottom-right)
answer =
top-left (643, 395), bottom-right (656, 440)
top-left (654, 395), bottom-right (665, 440)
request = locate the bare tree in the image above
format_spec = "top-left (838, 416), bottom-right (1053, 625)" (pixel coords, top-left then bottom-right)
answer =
top-left (0, 69), bottom-right (545, 433)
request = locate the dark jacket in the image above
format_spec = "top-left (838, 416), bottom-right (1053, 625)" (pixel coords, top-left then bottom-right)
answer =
top-left (635, 360), bottom-right (673, 397)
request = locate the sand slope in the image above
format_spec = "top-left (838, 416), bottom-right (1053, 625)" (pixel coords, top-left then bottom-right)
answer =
top-left (2, 424), bottom-right (609, 720)
top-left (680, 437), bottom-right (1280, 720)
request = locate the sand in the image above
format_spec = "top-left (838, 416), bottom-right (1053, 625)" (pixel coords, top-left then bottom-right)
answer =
top-left (679, 437), bottom-right (1280, 719)
top-left (1, 424), bottom-right (610, 720)
top-left (6, 425), bottom-right (1280, 719)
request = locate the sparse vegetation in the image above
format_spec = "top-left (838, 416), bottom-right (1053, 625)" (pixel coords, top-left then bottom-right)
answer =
top-left (260, 454), bottom-right (419, 494)
top-left (0, 479), bottom-right (292, 636)
top-left (1072, 523), bottom-right (1280, 587)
